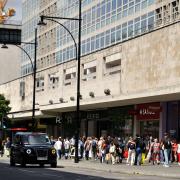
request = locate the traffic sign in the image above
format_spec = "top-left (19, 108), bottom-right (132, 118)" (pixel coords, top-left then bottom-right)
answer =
top-left (0, 28), bottom-right (21, 45)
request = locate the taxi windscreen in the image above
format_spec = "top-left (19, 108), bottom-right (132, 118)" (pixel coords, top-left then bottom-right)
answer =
top-left (22, 134), bottom-right (51, 145)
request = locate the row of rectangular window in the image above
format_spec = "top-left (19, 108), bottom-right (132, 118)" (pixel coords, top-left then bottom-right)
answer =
top-left (59, 0), bottom-right (155, 18)
top-left (22, 0), bottom-right (155, 73)
top-left (22, 17), bottom-right (39, 41)
top-left (35, 57), bottom-right (121, 89)
top-left (22, 0), bottom-right (39, 22)
top-left (56, 0), bottom-right (155, 44)
top-left (21, 11), bottom-right (154, 75)
top-left (56, 11), bottom-right (154, 64)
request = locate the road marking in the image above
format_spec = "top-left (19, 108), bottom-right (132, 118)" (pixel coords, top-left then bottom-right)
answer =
top-left (18, 169), bottom-right (35, 173)
top-left (17, 169), bottom-right (63, 178)
top-left (42, 173), bottom-right (63, 178)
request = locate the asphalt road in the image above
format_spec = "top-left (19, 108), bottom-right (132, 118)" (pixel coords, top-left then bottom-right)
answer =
top-left (0, 159), bottom-right (179, 180)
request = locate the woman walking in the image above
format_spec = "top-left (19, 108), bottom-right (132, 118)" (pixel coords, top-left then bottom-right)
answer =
top-left (126, 137), bottom-right (136, 166)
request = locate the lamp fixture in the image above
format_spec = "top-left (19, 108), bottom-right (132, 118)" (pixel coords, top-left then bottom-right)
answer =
top-left (70, 96), bottom-right (75, 101)
top-left (104, 89), bottom-right (111, 95)
top-left (49, 100), bottom-right (53, 104)
top-left (37, 16), bottom-right (47, 26)
top-left (89, 91), bottom-right (95, 98)
top-left (59, 98), bottom-right (64, 103)
top-left (1, 44), bottom-right (8, 49)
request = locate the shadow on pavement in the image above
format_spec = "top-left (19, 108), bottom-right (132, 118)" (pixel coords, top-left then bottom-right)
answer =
top-left (0, 162), bottom-right (119, 180)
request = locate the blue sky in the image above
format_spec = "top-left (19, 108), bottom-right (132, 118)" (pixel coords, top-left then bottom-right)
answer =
top-left (5, 0), bottom-right (22, 21)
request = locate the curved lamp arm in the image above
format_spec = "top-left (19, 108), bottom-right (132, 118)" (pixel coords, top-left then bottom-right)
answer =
top-left (45, 18), bottom-right (78, 60)
top-left (15, 45), bottom-right (34, 73)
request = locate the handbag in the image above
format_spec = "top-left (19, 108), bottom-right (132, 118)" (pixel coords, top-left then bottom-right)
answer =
top-left (105, 153), bottom-right (111, 161)
top-left (5, 148), bottom-right (10, 157)
top-left (145, 150), bottom-right (151, 161)
top-left (141, 153), bottom-right (146, 164)
top-left (123, 150), bottom-right (128, 159)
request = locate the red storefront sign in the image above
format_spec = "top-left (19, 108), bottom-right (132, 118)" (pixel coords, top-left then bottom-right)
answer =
top-left (128, 109), bottom-right (138, 115)
top-left (136, 102), bottom-right (161, 120)
top-left (11, 128), bottom-right (27, 131)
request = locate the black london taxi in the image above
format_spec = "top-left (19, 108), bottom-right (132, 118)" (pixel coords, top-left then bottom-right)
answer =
top-left (10, 132), bottom-right (57, 167)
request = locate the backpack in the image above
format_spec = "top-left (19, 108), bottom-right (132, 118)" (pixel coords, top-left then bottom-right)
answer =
top-left (137, 138), bottom-right (145, 150)
top-left (92, 140), bottom-right (96, 148)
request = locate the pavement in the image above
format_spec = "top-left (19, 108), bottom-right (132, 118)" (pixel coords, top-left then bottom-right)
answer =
top-left (1, 156), bottom-right (180, 178)
top-left (57, 158), bottom-right (180, 179)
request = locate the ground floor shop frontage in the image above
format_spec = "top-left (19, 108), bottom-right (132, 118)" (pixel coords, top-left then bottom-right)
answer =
top-left (136, 101), bottom-right (180, 140)
top-left (135, 102), bottom-right (161, 139)
top-left (39, 103), bottom-right (163, 139)
top-left (10, 101), bottom-right (180, 140)
top-left (164, 101), bottom-right (180, 139)
top-left (40, 106), bottom-right (134, 139)
top-left (83, 106), bottom-right (134, 138)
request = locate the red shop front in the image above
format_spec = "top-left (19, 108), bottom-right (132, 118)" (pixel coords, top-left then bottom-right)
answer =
top-left (136, 102), bottom-right (161, 138)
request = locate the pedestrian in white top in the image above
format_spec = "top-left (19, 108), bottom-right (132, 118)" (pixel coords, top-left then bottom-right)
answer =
top-left (64, 138), bottom-right (70, 159)
top-left (54, 137), bottom-right (63, 159)
top-left (109, 141), bottom-right (116, 165)
top-left (126, 137), bottom-right (136, 166)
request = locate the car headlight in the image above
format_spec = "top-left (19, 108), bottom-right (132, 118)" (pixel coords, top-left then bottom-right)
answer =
top-left (26, 149), bottom-right (32, 154)
top-left (51, 149), bottom-right (56, 154)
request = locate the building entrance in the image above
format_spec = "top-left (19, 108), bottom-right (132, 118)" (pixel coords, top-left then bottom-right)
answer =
top-left (95, 106), bottom-right (133, 138)
top-left (136, 102), bottom-right (161, 139)
top-left (97, 120), bottom-right (110, 137)
top-left (140, 120), bottom-right (159, 138)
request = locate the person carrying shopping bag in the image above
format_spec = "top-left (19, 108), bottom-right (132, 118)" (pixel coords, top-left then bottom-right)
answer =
top-left (4, 137), bottom-right (11, 157)
top-left (126, 137), bottom-right (136, 166)
top-left (109, 141), bottom-right (116, 165)
top-left (151, 138), bottom-right (161, 165)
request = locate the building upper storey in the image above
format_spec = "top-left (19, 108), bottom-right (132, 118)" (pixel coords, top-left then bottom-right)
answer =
top-left (55, 0), bottom-right (156, 64)
top-left (21, 0), bottom-right (180, 76)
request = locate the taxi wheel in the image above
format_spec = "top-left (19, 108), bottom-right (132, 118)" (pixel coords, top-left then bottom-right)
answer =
top-left (10, 157), bottom-right (15, 166)
top-left (21, 159), bottom-right (26, 167)
top-left (39, 163), bottom-right (44, 167)
top-left (51, 163), bottom-right (57, 168)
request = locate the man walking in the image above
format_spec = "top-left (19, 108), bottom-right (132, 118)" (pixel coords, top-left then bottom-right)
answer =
top-left (135, 135), bottom-right (145, 165)
top-left (54, 137), bottom-right (63, 159)
top-left (64, 138), bottom-right (70, 159)
top-left (163, 133), bottom-right (172, 167)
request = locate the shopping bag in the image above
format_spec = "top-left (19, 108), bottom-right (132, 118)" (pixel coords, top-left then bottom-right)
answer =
top-left (105, 153), bottom-right (111, 161)
top-left (145, 151), bottom-right (151, 162)
top-left (123, 150), bottom-right (128, 159)
top-left (5, 148), bottom-right (10, 157)
top-left (141, 153), bottom-right (146, 164)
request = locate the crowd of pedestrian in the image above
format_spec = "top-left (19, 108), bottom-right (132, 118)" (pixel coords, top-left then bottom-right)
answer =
top-left (51, 133), bottom-right (180, 168)
top-left (1, 133), bottom-right (180, 168)
top-left (0, 137), bottom-right (11, 157)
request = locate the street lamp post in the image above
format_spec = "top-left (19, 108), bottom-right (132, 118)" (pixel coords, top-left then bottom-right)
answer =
top-left (76, 0), bottom-right (82, 164)
top-left (38, 0), bottom-right (82, 163)
top-left (32, 28), bottom-right (37, 131)
top-left (1, 28), bottom-right (37, 131)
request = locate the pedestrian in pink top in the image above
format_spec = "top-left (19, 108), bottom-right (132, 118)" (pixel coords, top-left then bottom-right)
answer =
top-left (177, 141), bottom-right (180, 166)
top-left (151, 138), bottom-right (160, 165)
